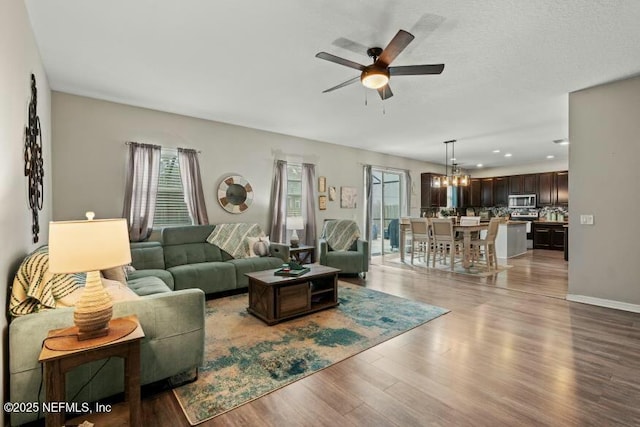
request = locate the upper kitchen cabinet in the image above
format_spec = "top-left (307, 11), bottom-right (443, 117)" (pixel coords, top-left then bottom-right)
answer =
top-left (556, 171), bottom-right (568, 205)
top-left (538, 172), bottom-right (555, 206)
top-left (509, 175), bottom-right (523, 194)
top-left (469, 178), bottom-right (482, 207)
top-left (523, 174), bottom-right (538, 194)
top-left (481, 178), bottom-right (494, 207)
top-left (493, 177), bottom-right (509, 206)
top-left (420, 173), bottom-right (447, 208)
top-left (538, 171), bottom-right (569, 206)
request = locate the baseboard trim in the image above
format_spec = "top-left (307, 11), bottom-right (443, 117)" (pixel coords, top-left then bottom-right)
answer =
top-left (566, 294), bottom-right (640, 313)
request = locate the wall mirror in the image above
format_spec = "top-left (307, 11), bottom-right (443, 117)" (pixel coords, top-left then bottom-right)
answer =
top-left (218, 175), bottom-right (253, 213)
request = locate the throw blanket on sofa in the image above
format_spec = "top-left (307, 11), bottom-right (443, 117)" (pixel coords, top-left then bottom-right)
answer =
top-left (206, 223), bottom-right (263, 259)
top-left (9, 246), bottom-right (85, 317)
top-left (322, 219), bottom-right (360, 251)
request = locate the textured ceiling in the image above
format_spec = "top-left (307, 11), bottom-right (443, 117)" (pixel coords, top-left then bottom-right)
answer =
top-left (24, 0), bottom-right (640, 169)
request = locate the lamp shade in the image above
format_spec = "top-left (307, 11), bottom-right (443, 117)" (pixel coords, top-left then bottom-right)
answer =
top-left (286, 216), bottom-right (304, 231)
top-left (49, 218), bottom-right (131, 273)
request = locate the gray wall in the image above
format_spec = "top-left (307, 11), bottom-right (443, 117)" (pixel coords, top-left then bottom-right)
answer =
top-left (52, 92), bottom-right (441, 239)
top-left (1, 0), bottom-right (52, 404)
top-left (568, 75), bottom-right (640, 309)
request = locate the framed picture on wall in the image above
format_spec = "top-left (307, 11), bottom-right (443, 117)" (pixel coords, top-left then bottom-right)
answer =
top-left (319, 195), bottom-right (327, 210)
top-left (328, 186), bottom-right (336, 201)
top-left (340, 186), bottom-right (357, 208)
top-left (318, 176), bottom-right (326, 193)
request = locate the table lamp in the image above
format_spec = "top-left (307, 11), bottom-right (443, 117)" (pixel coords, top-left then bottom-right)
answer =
top-left (286, 216), bottom-right (304, 248)
top-left (48, 212), bottom-right (131, 340)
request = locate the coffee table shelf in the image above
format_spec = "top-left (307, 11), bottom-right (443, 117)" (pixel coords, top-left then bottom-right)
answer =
top-left (245, 265), bottom-right (340, 325)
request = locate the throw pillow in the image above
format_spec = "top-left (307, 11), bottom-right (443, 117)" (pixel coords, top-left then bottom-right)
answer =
top-left (247, 235), bottom-right (271, 257)
top-left (101, 265), bottom-right (127, 285)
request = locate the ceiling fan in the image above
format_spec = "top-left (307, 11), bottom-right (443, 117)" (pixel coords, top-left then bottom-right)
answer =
top-left (315, 29), bottom-right (444, 100)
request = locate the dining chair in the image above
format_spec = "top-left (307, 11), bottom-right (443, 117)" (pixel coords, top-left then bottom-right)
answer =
top-left (430, 218), bottom-right (463, 269)
top-left (459, 216), bottom-right (481, 226)
top-left (409, 218), bottom-right (431, 265)
top-left (471, 217), bottom-right (501, 269)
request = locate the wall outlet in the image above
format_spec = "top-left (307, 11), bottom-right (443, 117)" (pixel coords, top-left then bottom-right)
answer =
top-left (580, 214), bottom-right (594, 225)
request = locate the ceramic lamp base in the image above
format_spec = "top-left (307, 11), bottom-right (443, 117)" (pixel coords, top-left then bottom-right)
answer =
top-left (74, 270), bottom-right (113, 341)
top-left (290, 230), bottom-right (300, 248)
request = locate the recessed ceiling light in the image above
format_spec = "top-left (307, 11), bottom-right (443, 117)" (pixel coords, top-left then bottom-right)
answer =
top-left (504, 153), bottom-right (512, 157)
top-left (450, 157), bottom-right (456, 161)
top-left (492, 149), bottom-right (501, 153)
top-left (547, 155), bottom-right (555, 159)
top-left (476, 163), bottom-right (483, 168)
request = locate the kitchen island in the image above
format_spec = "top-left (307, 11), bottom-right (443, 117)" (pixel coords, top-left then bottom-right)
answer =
top-left (495, 221), bottom-right (528, 259)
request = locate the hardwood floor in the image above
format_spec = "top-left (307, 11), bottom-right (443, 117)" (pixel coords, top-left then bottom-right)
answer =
top-left (80, 250), bottom-right (640, 426)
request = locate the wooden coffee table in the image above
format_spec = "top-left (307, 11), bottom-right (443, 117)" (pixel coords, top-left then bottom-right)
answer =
top-left (246, 264), bottom-right (340, 325)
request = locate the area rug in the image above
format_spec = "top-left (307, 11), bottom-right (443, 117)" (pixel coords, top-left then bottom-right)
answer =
top-left (390, 256), bottom-right (512, 277)
top-left (172, 282), bottom-right (449, 425)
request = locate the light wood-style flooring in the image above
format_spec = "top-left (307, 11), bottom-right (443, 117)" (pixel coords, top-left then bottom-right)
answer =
top-left (77, 250), bottom-right (640, 426)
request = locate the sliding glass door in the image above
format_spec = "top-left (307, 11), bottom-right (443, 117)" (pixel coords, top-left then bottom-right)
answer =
top-left (370, 169), bottom-right (405, 256)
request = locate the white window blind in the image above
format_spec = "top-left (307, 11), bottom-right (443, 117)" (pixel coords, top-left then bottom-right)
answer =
top-left (286, 163), bottom-right (302, 218)
top-left (154, 149), bottom-right (192, 227)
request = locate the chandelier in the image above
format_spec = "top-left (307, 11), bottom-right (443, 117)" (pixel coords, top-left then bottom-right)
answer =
top-left (432, 139), bottom-right (469, 187)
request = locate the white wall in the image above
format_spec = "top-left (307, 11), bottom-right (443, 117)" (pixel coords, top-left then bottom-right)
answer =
top-left (0, 0), bottom-right (52, 407)
top-left (52, 93), bottom-right (441, 239)
top-left (567, 75), bottom-right (640, 311)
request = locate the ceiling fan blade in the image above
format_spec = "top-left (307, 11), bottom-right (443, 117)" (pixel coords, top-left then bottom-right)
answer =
top-left (377, 85), bottom-right (394, 100)
top-left (315, 52), bottom-right (366, 71)
top-left (389, 64), bottom-right (445, 76)
top-left (375, 30), bottom-right (415, 67)
top-left (332, 37), bottom-right (370, 56)
top-left (322, 76), bottom-right (360, 93)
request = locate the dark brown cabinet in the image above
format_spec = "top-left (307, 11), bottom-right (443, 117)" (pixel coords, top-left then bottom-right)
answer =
top-left (533, 222), bottom-right (565, 250)
top-left (523, 174), bottom-right (538, 194)
top-left (556, 171), bottom-right (568, 205)
top-left (538, 172), bottom-right (555, 206)
top-left (469, 178), bottom-right (482, 207)
top-left (481, 178), bottom-right (494, 207)
top-left (509, 175), bottom-right (523, 194)
top-left (420, 173), bottom-right (447, 208)
top-left (493, 177), bottom-right (509, 206)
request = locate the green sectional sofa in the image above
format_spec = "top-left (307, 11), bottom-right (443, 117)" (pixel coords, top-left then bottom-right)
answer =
top-left (130, 224), bottom-right (290, 295)
top-left (9, 285), bottom-right (205, 426)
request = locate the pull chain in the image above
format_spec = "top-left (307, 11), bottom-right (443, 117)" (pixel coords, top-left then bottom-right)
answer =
top-left (364, 88), bottom-right (368, 106)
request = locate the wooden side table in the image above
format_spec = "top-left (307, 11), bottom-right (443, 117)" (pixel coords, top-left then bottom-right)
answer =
top-left (38, 315), bottom-right (145, 427)
top-left (289, 244), bottom-right (315, 264)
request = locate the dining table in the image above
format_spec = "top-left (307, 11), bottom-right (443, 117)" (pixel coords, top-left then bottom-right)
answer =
top-left (453, 223), bottom-right (489, 269)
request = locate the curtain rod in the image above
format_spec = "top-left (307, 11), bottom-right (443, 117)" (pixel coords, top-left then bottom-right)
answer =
top-left (125, 141), bottom-right (201, 153)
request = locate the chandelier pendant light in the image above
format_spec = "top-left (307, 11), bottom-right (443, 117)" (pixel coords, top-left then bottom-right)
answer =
top-left (432, 139), bottom-right (469, 188)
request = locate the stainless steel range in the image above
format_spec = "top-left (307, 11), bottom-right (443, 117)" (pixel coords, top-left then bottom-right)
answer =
top-left (510, 210), bottom-right (538, 249)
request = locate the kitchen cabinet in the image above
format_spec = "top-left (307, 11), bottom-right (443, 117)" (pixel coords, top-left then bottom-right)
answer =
top-left (481, 178), bottom-right (493, 207)
top-left (493, 177), bottom-right (509, 206)
top-left (523, 174), bottom-right (538, 194)
top-left (537, 172), bottom-right (555, 206)
top-left (556, 171), bottom-right (568, 205)
top-left (420, 173), bottom-right (447, 207)
top-left (509, 175), bottom-right (523, 194)
top-left (458, 185), bottom-right (470, 208)
top-left (469, 178), bottom-right (482, 207)
top-left (532, 222), bottom-right (565, 250)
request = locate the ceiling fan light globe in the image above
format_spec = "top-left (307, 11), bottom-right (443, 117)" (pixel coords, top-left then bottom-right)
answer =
top-left (361, 68), bottom-right (390, 89)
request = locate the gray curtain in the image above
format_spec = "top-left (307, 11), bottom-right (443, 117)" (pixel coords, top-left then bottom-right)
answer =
top-left (269, 160), bottom-right (288, 244)
top-left (363, 165), bottom-right (373, 248)
top-left (404, 170), bottom-right (412, 216)
top-left (122, 142), bottom-right (161, 241)
top-left (178, 148), bottom-right (209, 225)
top-left (302, 163), bottom-right (317, 261)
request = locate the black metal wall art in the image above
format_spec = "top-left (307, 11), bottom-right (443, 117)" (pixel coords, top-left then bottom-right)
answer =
top-left (24, 73), bottom-right (44, 243)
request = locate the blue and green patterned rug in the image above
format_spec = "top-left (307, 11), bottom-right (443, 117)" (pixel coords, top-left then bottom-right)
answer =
top-left (173, 282), bottom-right (449, 425)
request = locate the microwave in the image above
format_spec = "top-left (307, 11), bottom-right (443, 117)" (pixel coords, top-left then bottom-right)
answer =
top-left (508, 194), bottom-right (536, 208)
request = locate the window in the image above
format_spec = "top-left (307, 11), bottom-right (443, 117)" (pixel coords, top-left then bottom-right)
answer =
top-left (154, 149), bottom-right (192, 226)
top-left (286, 163), bottom-right (302, 218)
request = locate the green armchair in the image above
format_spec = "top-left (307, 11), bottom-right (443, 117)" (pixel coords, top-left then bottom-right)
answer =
top-left (318, 220), bottom-right (368, 277)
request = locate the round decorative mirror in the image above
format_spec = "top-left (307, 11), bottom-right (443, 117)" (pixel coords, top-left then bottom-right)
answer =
top-left (218, 175), bottom-right (253, 213)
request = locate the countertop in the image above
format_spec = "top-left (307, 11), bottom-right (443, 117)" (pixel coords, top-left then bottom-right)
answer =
top-left (533, 220), bottom-right (569, 226)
